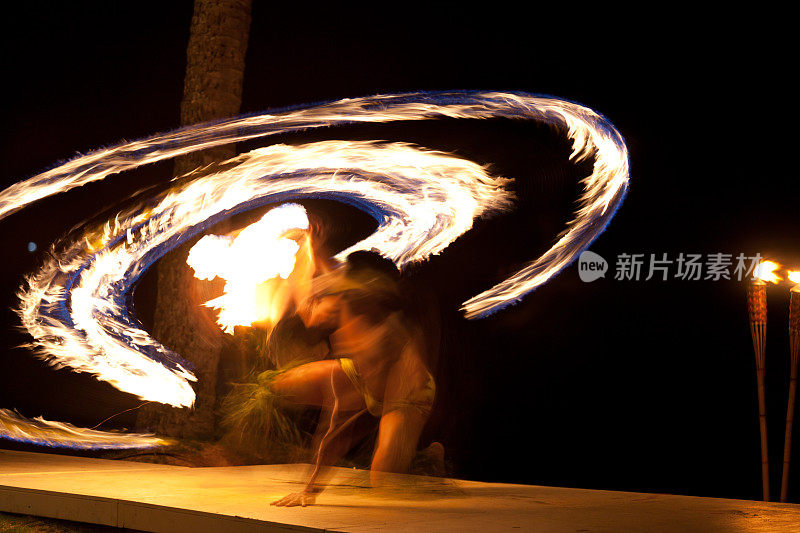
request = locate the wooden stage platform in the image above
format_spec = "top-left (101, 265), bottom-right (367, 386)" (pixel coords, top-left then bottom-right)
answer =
top-left (1, 449), bottom-right (799, 532)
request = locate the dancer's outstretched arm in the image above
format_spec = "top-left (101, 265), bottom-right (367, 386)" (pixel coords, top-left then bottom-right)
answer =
top-left (272, 368), bottom-right (367, 507)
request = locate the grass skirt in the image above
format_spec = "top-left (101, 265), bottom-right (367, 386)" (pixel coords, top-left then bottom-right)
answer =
top-left (220, 367), bottom-right (310, 461)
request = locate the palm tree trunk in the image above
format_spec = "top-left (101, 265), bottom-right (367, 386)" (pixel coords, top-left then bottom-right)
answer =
top-left (136, 0), bottom-right (252, 439)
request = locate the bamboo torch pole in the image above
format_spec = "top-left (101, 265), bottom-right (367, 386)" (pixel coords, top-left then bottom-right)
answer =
top-left (748, 277), bottom-right (770, 501)
top-left (780, 274), bottom-right (800, 502)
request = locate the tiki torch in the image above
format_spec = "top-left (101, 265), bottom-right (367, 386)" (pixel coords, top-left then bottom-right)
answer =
top-left (780, 271), bottom-right (800, 502)
top-left (747, 260), bottom-right (780, 501)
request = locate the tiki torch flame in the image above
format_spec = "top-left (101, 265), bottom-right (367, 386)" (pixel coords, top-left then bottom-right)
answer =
top-left (187, 203), bottom-right (310, 333)
top-left (788, 271), bottom-right (800, 293)
top-left (754, 260), bottom-right (781, 284)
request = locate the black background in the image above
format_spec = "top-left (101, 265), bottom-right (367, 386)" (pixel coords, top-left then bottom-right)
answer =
top-left (0, 3), bottom-right (797, 502)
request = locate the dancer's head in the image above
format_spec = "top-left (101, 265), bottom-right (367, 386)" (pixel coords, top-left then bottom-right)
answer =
top-left (300, 250), bottom-right (403, 330)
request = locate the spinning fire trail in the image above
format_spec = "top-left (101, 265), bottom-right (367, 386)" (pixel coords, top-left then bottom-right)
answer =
top-left (0, 91), bottom-right (629, 448)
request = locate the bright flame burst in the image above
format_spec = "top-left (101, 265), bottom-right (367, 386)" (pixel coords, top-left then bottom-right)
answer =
top-left (789, 271), bottom-right (800, 290)
top-left (187, 203), bottom-right (309, 333)
top-left (754, 260), bottom-right (782, 283)
top-left (0, 91), bottom-right (630, 448)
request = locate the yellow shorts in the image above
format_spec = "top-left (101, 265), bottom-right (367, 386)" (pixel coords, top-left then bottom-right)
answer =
top-left (337, 357), bottom-right (435, 418)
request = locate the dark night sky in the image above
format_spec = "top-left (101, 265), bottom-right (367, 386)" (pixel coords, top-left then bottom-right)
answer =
top-left (0, 3), bottom-right (797, 502)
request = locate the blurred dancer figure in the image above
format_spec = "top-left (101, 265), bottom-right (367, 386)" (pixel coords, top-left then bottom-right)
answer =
top-left (271, 251), bottom-right (436, 507)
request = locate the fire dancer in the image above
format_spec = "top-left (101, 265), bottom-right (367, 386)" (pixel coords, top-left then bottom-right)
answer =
top-left (269, 250), bottom-right (437, 507)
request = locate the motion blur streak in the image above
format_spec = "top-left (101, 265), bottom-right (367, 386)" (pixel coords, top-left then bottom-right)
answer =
top-left (0, 409), bottom-right (168, 449)
top-left (0, 92), bottom-right (628, 447)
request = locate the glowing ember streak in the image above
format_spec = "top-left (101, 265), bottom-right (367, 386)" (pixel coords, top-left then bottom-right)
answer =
top-left (18, 140), bottom-right (513, 406)
top-left (0, 409), bottom-right (168, 449)
top-left (187, 203), bottom-right (310, 332)
top-left (0, 91), bottom-right (629, 447)
top-left (754, 260), bottom-right (782, 284)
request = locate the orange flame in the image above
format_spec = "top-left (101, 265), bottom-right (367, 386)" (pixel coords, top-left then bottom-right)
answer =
top-left (187, 203), bottom-right (310, 333)
top-left (754, 260), bottom-right (781, 284)
top-left (789, 270), bottom-right (800, 292)
top-left (1, 92), bottom-right (629, 447)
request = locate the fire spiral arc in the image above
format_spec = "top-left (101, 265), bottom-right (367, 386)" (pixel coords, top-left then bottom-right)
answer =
top-left (0, 91), bottom-right (629, 448)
